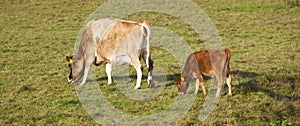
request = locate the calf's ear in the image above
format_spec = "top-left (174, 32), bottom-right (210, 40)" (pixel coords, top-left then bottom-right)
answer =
top-left (180, 77), bottom-right (185, 82)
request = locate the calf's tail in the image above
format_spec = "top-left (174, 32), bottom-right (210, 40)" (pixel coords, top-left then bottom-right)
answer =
top-left (224, 48), bottom-right (231, 78)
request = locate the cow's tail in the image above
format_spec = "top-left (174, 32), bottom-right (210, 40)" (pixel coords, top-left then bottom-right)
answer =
top-left (140, 20), bottom-right (154, 86)
top-left (224, 48), bottom-right (231, 78)
top-left (139, 20), bottom-right (151, 68)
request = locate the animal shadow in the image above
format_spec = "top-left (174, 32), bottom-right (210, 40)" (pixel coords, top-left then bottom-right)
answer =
top-left (232, 70), bottom-right (300, 101)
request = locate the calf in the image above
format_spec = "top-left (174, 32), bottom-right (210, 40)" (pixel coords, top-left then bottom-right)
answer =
top-left (176, 48), bottom-right (232, 97)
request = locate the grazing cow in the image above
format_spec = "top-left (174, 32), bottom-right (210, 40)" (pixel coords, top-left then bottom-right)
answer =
top-left (176, 48), bottom-right (232, 97)
top-left (66, 18), bottom-right (154, 89)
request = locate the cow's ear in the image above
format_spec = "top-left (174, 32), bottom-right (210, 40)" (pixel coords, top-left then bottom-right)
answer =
top-left (66, 56), bottom-right (73, 64)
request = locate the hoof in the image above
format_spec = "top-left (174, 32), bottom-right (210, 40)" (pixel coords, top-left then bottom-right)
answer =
top-left (134, 86), bottom-right (141, 90)
top-left (178, 92), bottom-right (185, 95)
top-left (68, 78), bottom-right (74, 83)
top-left (148, 80), bottom-right (155, 88)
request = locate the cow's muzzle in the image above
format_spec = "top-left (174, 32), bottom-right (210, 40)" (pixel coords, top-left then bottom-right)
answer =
top-left (68, 78), bottom-right (74, 83)
top-left (178, 92), bottom-right (185, 95)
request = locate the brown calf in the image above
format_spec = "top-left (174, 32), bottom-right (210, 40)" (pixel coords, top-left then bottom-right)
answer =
top-left (176, 48), bottom-right (232, 97)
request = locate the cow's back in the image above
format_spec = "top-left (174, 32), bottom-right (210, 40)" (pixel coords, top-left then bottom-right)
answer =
top-left (99, 21), bottom-right (143, 56)
top-left (87, 18), bottom-right (119, 44)
top-left (87, 18), bottom-right (145, 63)
top-left (192, 49), bottom-right (229, 76)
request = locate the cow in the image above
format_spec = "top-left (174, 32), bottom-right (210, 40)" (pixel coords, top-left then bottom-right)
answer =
top-left (176, 48), bottom-right (232, 97)
top-left (66, 18), bottom-right (154, 89)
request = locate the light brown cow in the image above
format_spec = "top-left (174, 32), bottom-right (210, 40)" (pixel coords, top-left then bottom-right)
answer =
top-left (66, 18), bottom-right (154, 89)
top-left (176, 48), bottom-right (232, 97)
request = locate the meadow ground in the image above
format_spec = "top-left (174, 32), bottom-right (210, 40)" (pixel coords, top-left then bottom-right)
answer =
top-left (1, 0), bottom-right (299, 125)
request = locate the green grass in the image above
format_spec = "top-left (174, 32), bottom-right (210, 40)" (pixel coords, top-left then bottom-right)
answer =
top-left (1, 0), bottom-right (299, 125)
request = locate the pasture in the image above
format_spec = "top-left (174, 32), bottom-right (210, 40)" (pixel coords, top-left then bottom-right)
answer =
top-left (1, 0), bottom-right (299, 125)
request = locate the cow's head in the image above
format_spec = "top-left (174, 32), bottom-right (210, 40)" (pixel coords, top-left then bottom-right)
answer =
top-left (66, 56), bottom-right (74, 83)
top-left (176, 76), bottom-right (188, 95)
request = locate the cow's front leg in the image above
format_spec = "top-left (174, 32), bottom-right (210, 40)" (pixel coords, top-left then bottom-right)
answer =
top-left (80, 56), bottom-right (94, 85)
top-left (81, 65), bottom-right (90, 85)
top-left (134, 65), bottom-right (142, 89)
top-left (131, 59), bottom-right (142, 89)
top-left (105, 63), bottom-right (113, 85)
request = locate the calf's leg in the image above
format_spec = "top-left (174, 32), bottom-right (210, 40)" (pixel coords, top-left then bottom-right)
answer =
top-left (215, 73), bottom-right (223, 97)
top-left (194, 79), bottom-right (199, 95)
top-left (226, 74), bottom-right (232, 96)
top-left (195, 76), bottom-right (206, 97)
top-left (200, 77), bottom-right (206, 97)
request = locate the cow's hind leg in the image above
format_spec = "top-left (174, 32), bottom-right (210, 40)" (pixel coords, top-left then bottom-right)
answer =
top-left (147, 58), bottom-right (154, 88)
top-left (142, 53), bottom-right (154, 88)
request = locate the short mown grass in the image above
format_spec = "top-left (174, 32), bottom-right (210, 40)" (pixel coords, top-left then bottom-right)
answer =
top-left (1, 0), bottom-right (299, 125)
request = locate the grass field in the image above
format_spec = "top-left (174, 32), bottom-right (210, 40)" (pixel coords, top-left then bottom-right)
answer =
top-left (1, 0), bottom-right (299, 125)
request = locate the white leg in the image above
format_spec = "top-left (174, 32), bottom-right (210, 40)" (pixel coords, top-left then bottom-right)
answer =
top-left (134, 65), bottom-right (142, 89)
top-left (145, 50), bottom-right (149, 68)
top-left (106, 63), bottom-right (113, 85)
top-left (131, 57), bottom-right (142, 89)
top-left (147, 59), bottom-right (153, 86)
top-left (146, 58), bottom-right (154, 87)
top-left (80, 64), bottom-right (91, 85)
top-left (147, 73), bottom-right (153, 85)
top-left (226, 75), bottom-right (232, 96)
top-left (142, 52), bottom-right (154, 87)
top-left (194, 79), bottom-right (200, 95)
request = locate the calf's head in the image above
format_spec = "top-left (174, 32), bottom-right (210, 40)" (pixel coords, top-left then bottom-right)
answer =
top-left (176, 76), bottom-right (189, 95)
